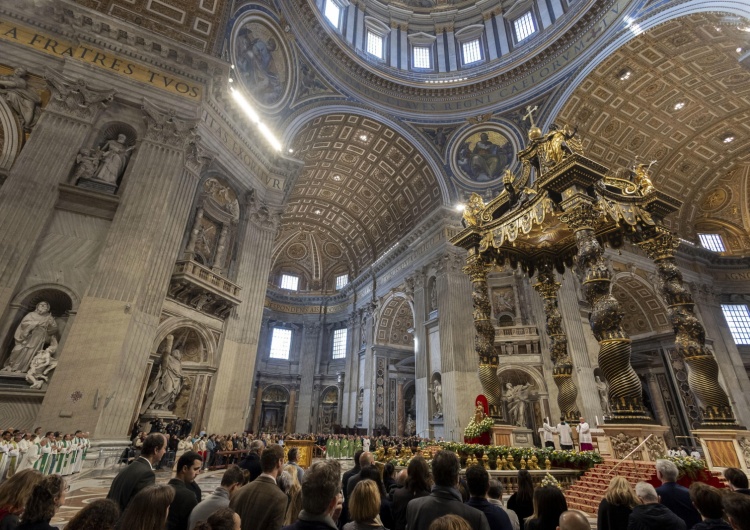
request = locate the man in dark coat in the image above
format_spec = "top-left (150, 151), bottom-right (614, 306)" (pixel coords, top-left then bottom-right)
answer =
top-left (628, 482), bottom-right (686, 530)
top-left (231, 444), bottom-right (287, 530)
top-left (723, 492), bottom-right (750, 530)
top-left (689, 483), bottom-right (732, 530)
top-left (406, 450), bottom-right (490, 530)
top-left (107, 433), bottom-right (166, 513)
top-left (724, 468), bottom-right (750, 496)
top-left (465, 465), bottom-right (513, 530)
top-left (238, 440), bottom-right (264, 481)
top-left (167, 451), bottom-right (203, 530)
top-left (655, 460), bottom-right (701, 529)
top-left (282, 459), bottom-right (342, 530)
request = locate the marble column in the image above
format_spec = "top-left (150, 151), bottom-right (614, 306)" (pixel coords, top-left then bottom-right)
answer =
top-left (341, 311), bottom-right (357, 425)
top-left (409, 271), bottom-right (429, 438)
top-left (208, 197), bottom-right (279, 433)
top-left (286, 387), bottom-right (297, 433)
top-left (437, 251), bottom-right (479, 441)
top-left (36, 99), bottom-right (206, 437)
top-left (250, 383), bottom-right (264, 434)
top-left (336, 371), bottom-right (345, 425)
top-left (0, 70), bottom-right (113, 313)
top-left (360, 302), bottom-right (377, 432)
top-left (295, 322), bottom-right (322, 433)
top-left (646, 373), bottom-right (670, 428)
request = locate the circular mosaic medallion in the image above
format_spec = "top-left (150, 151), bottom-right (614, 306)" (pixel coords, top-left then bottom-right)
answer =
top-left (287, 243), bottom-right (307, 260)
top-left (324, 242), bottom-right (343, 259)
top-left (451, 126), bottom-right (516, 184)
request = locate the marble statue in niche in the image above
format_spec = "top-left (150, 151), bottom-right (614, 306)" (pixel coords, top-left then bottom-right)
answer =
top-left (73, 133), bottom-right (135, 192)
top-left (504, 382), bottom-right (532, 427)
top-left (428, 278), bottom-right (438, 312)
top-left (405, 414), bottom-right (416, 435)
top-left (236, 24), bottom-right (284, 106)
top-left (140, 334), bottom-right (184, 414)
top-left (430, 376), bottom-right (443, 418)
top-left (357, 389), bottom-right (364, 418)
top-left (456, 130), bottom-right (514, 182)
top-left (2, 301), bottom-right (58, 374)
top-left (0, 68), bottom-right (41, 131)
top-left (25, 342), bottom-right (58, 389)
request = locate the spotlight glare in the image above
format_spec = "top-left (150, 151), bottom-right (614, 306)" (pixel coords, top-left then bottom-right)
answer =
top-left (455, 204), bottom-right (466, 212)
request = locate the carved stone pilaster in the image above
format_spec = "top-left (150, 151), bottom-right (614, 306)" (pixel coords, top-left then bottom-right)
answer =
top-left (533, 261), bottom-right (579, 421)
top-left (464, 253), bottom-right (502, 417)
top-left (246, 189), bottom-right (281, 231)
top-left (184, 135), bottom-right (213, 176)
top-left (44, 68), bottom-right (114, 121)
top-left (562, 204), bottom-right (651, 422)
top-left (638, 229), bottom-right (737, 427)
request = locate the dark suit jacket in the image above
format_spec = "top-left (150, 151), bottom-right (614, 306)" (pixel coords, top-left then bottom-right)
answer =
top-left (466, 497), bottom-right (513, 530)
top-left (656, 482), bottom-right (701, 530)
top-left (167, 478), bottom-right (199, 530)
top-left (239, 453), bottom-right (262, 482)
top-left (106, 457), bottom-right (155, 513)
top-left (230, 475), bottom-right (287, 530)
top-left (406, 486), bottom-right (491, 530)
top-left (391, 485), bottom-right (430, 530)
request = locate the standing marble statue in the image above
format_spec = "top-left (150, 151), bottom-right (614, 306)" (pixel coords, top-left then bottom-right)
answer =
top-left (0, 68), bottom-right (40, 130)
top-left (595, 376), bottom-right (612, 415)
top-left (94, 134), bottom-right (134, 184)
top-left (504, 382), bottom-right (532, 427)
top-left (405, 414), bottom-right (415, 436)
top-left (140, 335), bottom-right (184, 414)
top-left (25, 340), bottom-right (58, 389)
top-left (2, 301), bottom-right (57, 373)
top-left (430, 378), bottom-right (443, 418)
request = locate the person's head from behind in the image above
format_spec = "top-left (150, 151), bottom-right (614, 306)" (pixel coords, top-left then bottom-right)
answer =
top-left (634, 482), bottom-right (659, 505)
top-left (287, 448), bottom-right (299, 463)
top-left (724, 492), bottom-right (750, 530)
top-left (384, 462), bottom-right (396, 480)
top-left (531, 486), bottom-right (568, 522)
top-left (22, 474), bottom-right (66, 524)
top-left (604, 476), bottom-right (638, 508)
top-left (516, 468), bottom-right (534, 501)
top-left (488, 479), bottom-right (504, 501)
top-left (193, 507), bottom-right (241, 530)
top-left (283, 464), bottom-right (301, 490)
top-left (428, 514), bottom-right (473, 530)
top-left (690, 482), bottom-right (725, 520)
top-left (119, 484), bottom-right (175, 530)
top-left (220, 465), bottom-right (246, 497)
top-left (352, 449), bottom-right (364, 468)
top-left (0, 468), bottom-right (43, 514)
top-left (359, 451), bottom-right (374, 469)
top-left (360, 465), bottom-right (386, 496)
top-left (141, 433), bottom-right (167, 461)
top-left (724, 468), bottom-right (749, 491)
top-left (406, 454), bottom-right (432, 492)
top-left (300, 460), bottom-right (342, 516)
top-left (350, 480), bottom-right (380, 523)
top-left (655, 459), bottom-right (679, 484)
top-left (432, 450), bottom-right (460, 488)
top-left (176, 451), bottom-right (203, 484)
top-left (557, 510), bottom-right (591, 530)
top-left (250, 440), bottom-right (264, 455)
top-left (64, 498), bottom-right (119, 530)
top-left (261, 444), bottom-right (285, 476)
top-left (466, 465), bottom-right (490, 498)
top-left (277, 470), bottom-right (292, 494)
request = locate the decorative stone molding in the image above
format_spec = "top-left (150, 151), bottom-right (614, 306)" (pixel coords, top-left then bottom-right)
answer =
top-left (184, 135), bottom-right (214, 176)
top-left (43, 68), bottom-right (114, 121)
top-left (141, 98), bottom-right (198, 148)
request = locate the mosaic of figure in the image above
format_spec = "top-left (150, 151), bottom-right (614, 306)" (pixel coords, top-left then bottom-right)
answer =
top-left (236, 25), bottom-right (283, 105)
top-left (504, 382), bottom-right (532, 427)
top-left (456, 131), bottom-right (513, 182)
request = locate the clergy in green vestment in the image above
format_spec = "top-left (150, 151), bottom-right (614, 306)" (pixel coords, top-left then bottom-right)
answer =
top-left (340, 437), bottom-right (349, 459)
top-left (325, 436), bottom-right (333, 459)
top-left (354, 437), bottom-right (362, 455)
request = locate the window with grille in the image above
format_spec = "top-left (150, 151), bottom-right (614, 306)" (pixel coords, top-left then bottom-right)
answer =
top-left (698, 233), bottom-right (726, 252)
top-left (336, 274), bottom-right (348, 290)
top-left (270, 328), bottom-right (293, 359)
top-left (462, 39), bottom-right (482, 65)
top-left (280, 274), bottom-right (299, 291)
top-left (332, 328), bottom-right (347, 359)
top-left (324, 0), bottom-right (341, 28)
top-left (721, 305), bottom-right (750, 345)
top-left (367, 31), bottom-right (384, 59)
top-left (514, 11), bottom-right (536, 42)
top-left (413, 46), bottom-right (431, 69)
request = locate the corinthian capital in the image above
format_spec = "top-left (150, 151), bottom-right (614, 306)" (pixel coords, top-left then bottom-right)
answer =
top-left (246, 189), bottom-right (282, 230)
top-left (44, 68), bottom-right (114, 121)
top-left (141, 98), bottom-right (198, 147)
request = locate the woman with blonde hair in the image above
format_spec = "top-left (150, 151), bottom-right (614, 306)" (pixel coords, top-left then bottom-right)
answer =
top-left (597, 476), bottom-right (638, 530)
top-left (283, 464), bottom-right (302, 526)
top-left (344, 480), bottom-right (386, 530)
top-left (0, 469), bottom-right (44, 529)
top-left (428, 515), bottom-right (473, 530)
top-left (116, 483), bottom-right (174, 530)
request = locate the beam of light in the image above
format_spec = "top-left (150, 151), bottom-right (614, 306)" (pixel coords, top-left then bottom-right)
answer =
top-left (230, 86), bottom-right (282, 151)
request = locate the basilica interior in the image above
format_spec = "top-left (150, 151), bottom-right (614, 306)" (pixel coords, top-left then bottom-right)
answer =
top-left (0, 0), bottom-right (749, 464)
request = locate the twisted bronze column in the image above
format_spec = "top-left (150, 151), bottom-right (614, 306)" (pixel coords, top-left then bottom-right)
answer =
top-left (561, 203), bottom-right (651, 422)
top-left (638, 230), bottom-right (737, 427)
top-left (533, 261), bottom-right (580, 421)
top-left (464, 252), bottom-right (503, 419)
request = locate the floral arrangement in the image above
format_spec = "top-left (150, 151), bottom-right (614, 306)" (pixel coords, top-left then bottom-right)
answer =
top-left (667, 456), bottom-right (706, 478)
top-left (541, 473), bottom-right (561, 489)
top-left (463, 416), bottom-right (494, 438)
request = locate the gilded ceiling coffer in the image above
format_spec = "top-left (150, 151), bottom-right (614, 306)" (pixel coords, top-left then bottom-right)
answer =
top-left (451, 119), bottom-right (738, 428)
